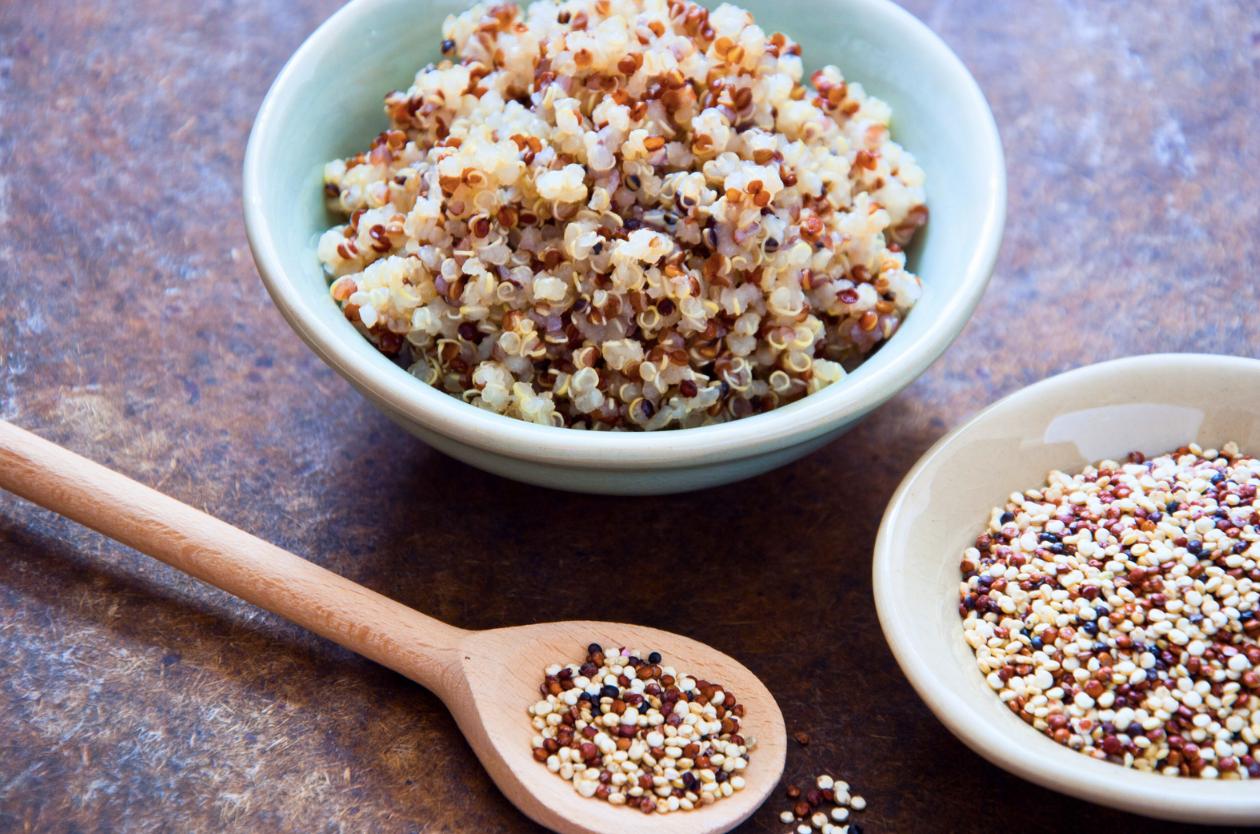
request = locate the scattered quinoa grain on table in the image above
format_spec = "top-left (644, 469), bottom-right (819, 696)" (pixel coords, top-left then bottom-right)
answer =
top-left (318, 0), bottom-right (927, 429)
top-left (777, 772), bottom-right (866, 833)
top-left (960, 443), bottom-right (1260, 778)
top-left (529, 644), bottom-right (754, 813)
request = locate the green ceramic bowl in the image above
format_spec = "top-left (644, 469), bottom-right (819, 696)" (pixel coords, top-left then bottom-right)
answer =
top-left (243, 0), bottom-right (1005, 495)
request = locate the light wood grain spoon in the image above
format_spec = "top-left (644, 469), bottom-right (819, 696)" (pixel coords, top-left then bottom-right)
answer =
top-left (0, 420), bottom-right (786, 833)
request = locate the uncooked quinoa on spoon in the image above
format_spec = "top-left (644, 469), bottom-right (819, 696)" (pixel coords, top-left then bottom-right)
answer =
top-left (319, 0), bottom-right (927, 429)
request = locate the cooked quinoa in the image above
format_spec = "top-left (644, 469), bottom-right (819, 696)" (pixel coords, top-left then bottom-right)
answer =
top-left (318, 0), bottom-right (927, 429)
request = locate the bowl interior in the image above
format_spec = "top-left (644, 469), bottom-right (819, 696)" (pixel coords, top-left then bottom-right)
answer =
top-left (245, 0), bottom-right (1003, 459)
top-left (874, 353), bottom-right (1260, 824)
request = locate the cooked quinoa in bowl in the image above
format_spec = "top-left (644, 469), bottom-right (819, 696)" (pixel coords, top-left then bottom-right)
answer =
top-left (316, 0), bottom-right (928, 430)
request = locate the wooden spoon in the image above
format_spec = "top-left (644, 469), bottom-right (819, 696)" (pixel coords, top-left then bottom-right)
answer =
top-left (0, 420), bottom-right (786, 833)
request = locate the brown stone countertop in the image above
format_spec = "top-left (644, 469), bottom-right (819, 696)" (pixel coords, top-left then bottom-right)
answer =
top-left (1, 0), bottom-right (1259, 831)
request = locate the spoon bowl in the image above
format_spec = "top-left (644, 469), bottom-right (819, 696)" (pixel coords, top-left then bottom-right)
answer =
top-left (452, 623), bottom-right (786, 833)
top-left (0, 420), bottom-right (786, 833)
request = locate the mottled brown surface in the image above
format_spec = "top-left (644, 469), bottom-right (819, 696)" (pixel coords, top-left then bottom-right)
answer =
top-left (0, 0), bottom-right (1258, 832)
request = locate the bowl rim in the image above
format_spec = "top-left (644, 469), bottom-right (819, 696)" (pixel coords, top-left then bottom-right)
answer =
top-left (872, 352), bottom-right (1260, 824)
top-left (243, 0), bottom-right (1006, 469)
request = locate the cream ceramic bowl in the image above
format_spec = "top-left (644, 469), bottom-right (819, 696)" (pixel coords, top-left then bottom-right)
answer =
top-left (243, 0), bottom-right (1005, 495)
top-left (874, 353), bottom-right (1260, 825)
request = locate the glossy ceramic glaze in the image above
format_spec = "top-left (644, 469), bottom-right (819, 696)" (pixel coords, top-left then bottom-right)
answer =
top-left (873, 353), bottom-right (1260, 825)
top-left (243, 0), bottom-right (1005, 494)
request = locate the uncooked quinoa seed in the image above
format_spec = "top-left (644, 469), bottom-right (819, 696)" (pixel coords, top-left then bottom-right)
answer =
top-left (960, 443), bottom-right (1260, 778)
top-left (319, 0), bottom-right (927, 429)
top-left (777, 772), bottom-right (865, 833)
top-left (530, 644), bottom-right (754, 813)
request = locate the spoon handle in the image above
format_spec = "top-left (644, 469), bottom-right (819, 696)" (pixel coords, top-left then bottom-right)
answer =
top-left (0, 420), bottom-right (467, 693)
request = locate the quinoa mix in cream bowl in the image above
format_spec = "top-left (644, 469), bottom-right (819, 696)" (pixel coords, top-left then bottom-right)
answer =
top-left (317, 0), bottom-right (927, 430)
